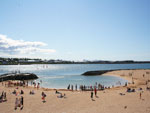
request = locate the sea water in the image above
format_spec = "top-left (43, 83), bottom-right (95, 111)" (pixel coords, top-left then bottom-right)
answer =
top-left (0, 64), bottom-right (150, 89)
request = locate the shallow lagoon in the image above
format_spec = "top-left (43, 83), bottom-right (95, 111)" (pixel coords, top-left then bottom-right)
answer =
top-left (0, 64), bottom-right (150, 88)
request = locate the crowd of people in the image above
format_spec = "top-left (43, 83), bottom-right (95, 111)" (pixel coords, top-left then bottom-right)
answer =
top-left (7, 80), bottom-right (27, 87)
top-left (67, 83), bottom-right (105, 91)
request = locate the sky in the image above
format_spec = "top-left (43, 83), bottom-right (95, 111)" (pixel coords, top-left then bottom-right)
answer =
top-left (0, 0), bottom-right (150, 61)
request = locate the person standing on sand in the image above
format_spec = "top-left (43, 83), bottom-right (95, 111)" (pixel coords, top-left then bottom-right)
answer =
top-left (91, 91), bottom-right (93, 99)
top-left (132, 77), bottom-right (134, 84)
top-left (27, 81), bottom-right (28, 87)
top-left (75, 84), bottom-right (77, 91)
top-left (37, 83), bottom-right (40, 89)
top-left (20, 96), bottom-right (24, 110)
top-left (67, 84), bottom-right (70, 90)
top-left (4, 92), bottom-right (6, 101)
top-left (140, 92), bottom-right (142, 99)
top-left (14, 98), bottom-right (19, 110)
top-left (34, 82), bottom-right (36, 88)
top-left (71, 85), bottom-right (73, 91)
top-left (94, 87), bottom-right (97, 97)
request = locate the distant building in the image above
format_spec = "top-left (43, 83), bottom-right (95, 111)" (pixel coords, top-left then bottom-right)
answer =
top-left (18, 59), bottom-right (42, 63)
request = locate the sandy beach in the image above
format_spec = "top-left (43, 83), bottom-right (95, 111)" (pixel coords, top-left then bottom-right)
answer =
top-left (1, 69), bottom-right (150, 113)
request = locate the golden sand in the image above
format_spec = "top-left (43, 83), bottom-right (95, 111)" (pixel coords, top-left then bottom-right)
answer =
top-left (0, 69), bottom-right (150, 113)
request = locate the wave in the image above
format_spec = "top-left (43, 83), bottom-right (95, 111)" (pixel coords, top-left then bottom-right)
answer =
top-left (73, 79), bottom-right (83, 81)
top-left (41, 76), bottom-right (65, 79)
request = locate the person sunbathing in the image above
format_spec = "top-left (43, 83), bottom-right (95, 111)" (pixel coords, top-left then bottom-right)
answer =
top-left (57, 93), bottom-right (63, 98)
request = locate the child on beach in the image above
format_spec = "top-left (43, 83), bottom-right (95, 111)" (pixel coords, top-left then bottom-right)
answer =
top-left (41, 92), bottom-right (46, 103)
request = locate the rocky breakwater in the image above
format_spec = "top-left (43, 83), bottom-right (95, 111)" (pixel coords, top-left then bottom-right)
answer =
top-left (0, 73), bottom-right (38, 82)
top-left (82, 70), bottom-right (114, 76)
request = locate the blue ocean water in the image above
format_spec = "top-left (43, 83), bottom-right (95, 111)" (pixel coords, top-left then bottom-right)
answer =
top-left (0, 64), bottom-right (150, 89)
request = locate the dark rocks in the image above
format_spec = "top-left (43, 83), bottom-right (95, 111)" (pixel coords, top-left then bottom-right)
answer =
top-left (82, 69), bottom-right (150, 76)
top-left (82, 70), bottom-right (113, 76)
top-left (0, 73), bottom-right (38, 82)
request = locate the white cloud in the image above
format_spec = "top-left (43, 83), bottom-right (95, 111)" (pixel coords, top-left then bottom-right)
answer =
top-left (0, 34), bottom-right (56, 56)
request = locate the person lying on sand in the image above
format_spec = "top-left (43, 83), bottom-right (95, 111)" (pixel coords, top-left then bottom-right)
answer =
top-left (57, 93), bottom-right (66, 98)
top-left (126, 88), bottom-right (135, 92)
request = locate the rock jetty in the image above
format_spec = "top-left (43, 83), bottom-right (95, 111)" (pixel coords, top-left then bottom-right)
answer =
top-left (82, 69), bottom-right (150, 76)
top-left (0, 73), bottom-right (38, 82)
top-left (82, 70), bottom-right (113, 76)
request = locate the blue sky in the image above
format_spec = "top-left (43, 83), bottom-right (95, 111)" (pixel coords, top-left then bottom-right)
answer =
top-left (0, 0), bottom-right (149, 61)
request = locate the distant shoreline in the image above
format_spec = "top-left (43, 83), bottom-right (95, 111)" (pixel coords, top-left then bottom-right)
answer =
top-left (1, 62), bottom-right (150, 65)
top-left (0, 57), bottom-right (150, 65)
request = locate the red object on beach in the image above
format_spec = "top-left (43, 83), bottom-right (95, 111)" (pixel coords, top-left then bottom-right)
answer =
top-left (42, 96), bottom-right (45, 100)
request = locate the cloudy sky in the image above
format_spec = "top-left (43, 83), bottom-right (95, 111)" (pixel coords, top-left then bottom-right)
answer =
top-left (0, 0), bottom-right (149, 61)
